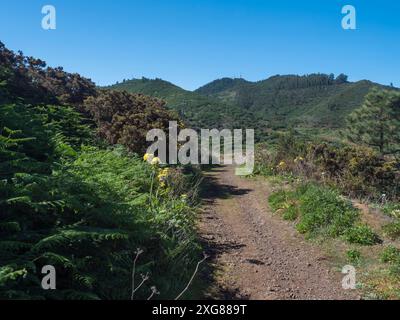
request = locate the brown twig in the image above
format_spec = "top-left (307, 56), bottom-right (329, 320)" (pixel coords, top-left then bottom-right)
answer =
top-left (131, 248), bottom-right (144, 300)
top-left (147, 286), bottom-right (160, 300)
top-left (175, 253), bottom-right (208, 300)
top-left (132, 273), bottom-right (150, 298)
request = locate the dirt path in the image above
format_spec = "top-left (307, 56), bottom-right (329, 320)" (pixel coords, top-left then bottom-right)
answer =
top-left (198, 166), bottom-right (360, 300)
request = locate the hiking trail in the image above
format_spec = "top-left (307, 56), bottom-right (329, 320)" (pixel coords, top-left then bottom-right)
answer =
top-left (198, 166), bottom-right (360, 300)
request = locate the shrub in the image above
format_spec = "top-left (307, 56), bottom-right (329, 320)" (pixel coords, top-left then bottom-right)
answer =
top-left (346, 249), bottom-right (362, 264)
top-left (269, 184), bottom-right (362, 239)
top-left (382, 222), bottom-right (400, 240)
top-left (380, 246), bottom-right (400, 278)
top-left (268, 190), bottom-right (292, 211)
top-left (268, 190), bottom-right (299, 221)
top-left (296, 184), bottom-right (359, 237)
top-left (256, 130), bottom-right (400, 200)
top-left (83, 90), bottom-right (178, 154)
top-left (382, 203), bottom-right (400, 218)
top-left (344, 225), bottom-right (380, 245)
top-left (0, 41), bottom-right (96, 106)
top-left (380, 246), bottom-right (400, 264)
top-left (283, 205), bottom-right (298, 221)
top-left (389, 264), bottom-right (400, 278)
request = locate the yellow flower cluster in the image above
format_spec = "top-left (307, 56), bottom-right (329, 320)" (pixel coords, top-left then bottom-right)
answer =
top-left (294, 156), bottom-right (304, 163)
top-left (277, 161), bottom-right (286, 169)
top-left (151, 157), bottom-right (161, 166)
top-left (157, 168), bottom-right (170, 188)
top-left (143, 153), bottom-right (161, 166)
top-left (143, 153), bottom-right (152, 162)
top-left (158, 168), bottom-right (169, 181)
top-left (392, 209), bottom-right (400, 219)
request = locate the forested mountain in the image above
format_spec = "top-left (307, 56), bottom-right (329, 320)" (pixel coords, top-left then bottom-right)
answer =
top-left (195, 77), bottom-right (251, 96)
top-left (196, 74), bottom-right (396, 129)
top-left (108, 74), bottom-right (396, 136)
top-left (104, 78), bottom-right (253, 130)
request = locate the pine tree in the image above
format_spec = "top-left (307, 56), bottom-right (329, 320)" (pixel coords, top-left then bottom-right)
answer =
top-left (346, 88), bottom-right (400, 156)
top-left (335, 73), bottom-right (348, 84)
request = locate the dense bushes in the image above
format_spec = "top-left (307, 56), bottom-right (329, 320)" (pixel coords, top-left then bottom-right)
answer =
top-left (84, 90), bottom-right (177, 154)
top-left (0, 102), bottom-right (201, 299)
top-left (311, 142), bottom-right (399, 198)
top-left (0, 42), bottom-right (203, 300)
top-left (256, 131), bottom-right (400, 200)
top-left (0, 41), bottom-right (96, 106)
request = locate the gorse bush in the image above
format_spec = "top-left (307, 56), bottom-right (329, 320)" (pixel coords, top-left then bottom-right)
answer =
top-left (256, 128), bottom-right (400, 200)
top-left (83, 90), bottom-right (178, 154)
top-left (0, 41), bottom-right (96, 106)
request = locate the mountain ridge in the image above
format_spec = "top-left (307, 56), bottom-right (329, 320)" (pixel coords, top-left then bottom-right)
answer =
top-left (105, 74), bottom-right (397, 137)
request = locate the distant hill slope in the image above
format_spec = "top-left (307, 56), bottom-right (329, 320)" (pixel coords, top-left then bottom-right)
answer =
top-left (195, 74), bottom-right (396, 129)
top-left (106, 74), bottom-right (397, 139)
top-left (195, 77), bottom-right (251, 96)
top-left (104, 78), bottom-right (253, 130)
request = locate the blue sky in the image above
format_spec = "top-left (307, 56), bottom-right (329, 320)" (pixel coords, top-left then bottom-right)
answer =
top-left (1, 0), bottom-right (399, 90)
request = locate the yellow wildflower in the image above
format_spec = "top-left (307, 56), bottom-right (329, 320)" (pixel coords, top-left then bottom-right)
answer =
top-left (143, 153), bottom-right (153, 162)
top-left (294, 156), bottom-right (304, 163)
top-left (158, 168), bottom-right (169, 182)
top-left (392, 209), bottom-right (400, 219)
top-left (277, 161), bottom-right (286, 169)
top-left (151, 157), bottom-right (161, 166)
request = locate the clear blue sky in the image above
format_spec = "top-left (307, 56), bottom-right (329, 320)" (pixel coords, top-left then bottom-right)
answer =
top-left (1, 0), bottom-right (399, 90)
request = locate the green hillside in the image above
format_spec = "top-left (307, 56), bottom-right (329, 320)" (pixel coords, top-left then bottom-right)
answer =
top-left (195, 77), bottom-right (251, 96)
top-left (196, 74), bottom-right (396, 130)
top-left (106, 75), bottom-right (396, 142)
top-left (104, 78), bottom-right (252, 130)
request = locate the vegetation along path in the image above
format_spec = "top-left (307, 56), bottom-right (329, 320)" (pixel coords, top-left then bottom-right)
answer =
top-left (198, 166), bottom-right (360, 300)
